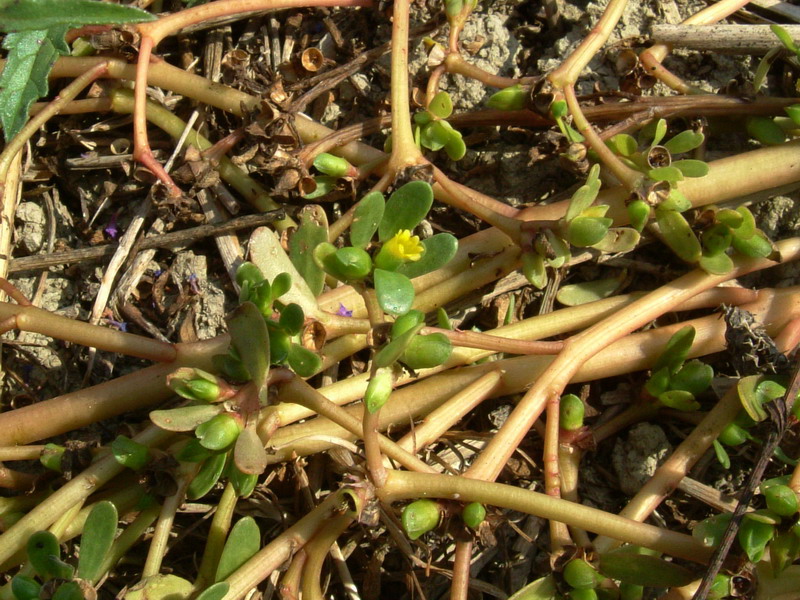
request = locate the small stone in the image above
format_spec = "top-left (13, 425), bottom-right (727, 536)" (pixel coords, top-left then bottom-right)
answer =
top-left (15, 202), bottom-right (46, 254)
top-left (612, 423), bottom-right (672, 496)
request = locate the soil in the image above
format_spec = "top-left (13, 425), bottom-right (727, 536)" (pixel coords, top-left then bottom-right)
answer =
top-left (1, 0), bottom-right (800, 599)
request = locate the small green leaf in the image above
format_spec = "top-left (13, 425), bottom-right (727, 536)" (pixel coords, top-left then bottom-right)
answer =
top-left (226, 463), bottom-right (258, 497)
top-left (645, 367), bottom-right (671, 398)
top-left (746, 116), bottom-right (787, 145)
top-left (391, 310), bottom-right (426, 338)
top-left (658, 389), bottom-right (700, 412)
top-left (716, 208), bottom-right (744, 231)
top-left (606, 134), bottom-right (638, 157)
top-left (279, 303), bottom-right (305, 336)
top-left (268, 328), bottom-right (290, 365)
top-left (626, 200), bottom-right (650, 232)
top-left (187, 453), bottom-right (227, 500)
top-left (590, 227), bottom-right (640, 253)
top-left (672, 159), bottom-right (709, 178)
top-left (379, 181), bottom-right (434, 242)
top-left (287, 344), bottom-right (322, 377)
top-left (565, 164), bottom-right (602, 222)
top-left (522, 251), bottom-right (547, 289)
top-left (718, 423), bottom-right (749, 447)
top-left (702, 224), bottom-right (733, 256)
top-left (567, 216), bottom-right (613, 247)
top-left (642, 118), bottom-right (668, 147)
top-left (444, 129), bottom-right (467, 160)
top-left (375, 323), bottom-right (425, 368)
top-left (659, 188), bottom-right (692, 213)
top-left (215, 517), bottom-right (261, 582)
top-left (289, 205), bottom-right (328, 297)
top-left (713, 438), bottom-right (731, 468)
top-left (420, 120), bottom-right (451, 151)
top-left (764, 484), bottom-right (799, 517)
top-left (177, 438), bottom-right (213, 463)
top-left (556, 277), bottom-right (624, 306)
top-left (738, 515), bottom-right (775, 562)
top-left (233, 426), bottom-right (266, 475)
top-left (655, 208), bottom-right (701, 263)
top-left (598, 551), bottom-right (695, 588)
top-left (731, 230), bottom-right (778, 260)
top-left (323, 246), bottom-right (373, 282)
top-left (461, 502), bottom-right (486, 529)
top-left (486, 84), bottom-right (526, 111)
top-left (51, 582), bottom-right (84, 600)
top-left (374, 269), bottom-right (415, 316)
top-left (228, 302), bottom-right (270, 403)
top-left (507, 575), bottom-right (558, 600)
top-left (445, 0), bottom-right (463, 18)
top-left (365, 368), bottom-right (394, 413)
top-left (653, 325), bottom-right (695, 374)
top-left (39, 443), bottom-right (65, 472)
top-left (396, 233), bottom-right (458, 279)
top-left (270, 272), bottom-right (292, 301)
top-left (196, 583), bottom-right (230, 600)
top-left (27, 531), bottom-right (74, 580)
top-left (769, 532), bottom-right (800, 577)
top-left (738, 375), bottom-right (770, 422)
top-left (648, 166), bottom-right (684, 183)
top-left (401, 499), bottom-right (441, 540)
top-left (563, 559), bottom-right (603, 590)
top-left (428, 91), bottom-right (453, 119)
top-left (11, 576), bottom-right (41, 600)
top-left (669, 360), bottom-right (713, 396)
top-left (195, 414), bottom-right (242, 451)
top-left (350, 191), bottom-right (385, 249)
top-left (550, 99), bottom-right (568, 119)
top-left (699, 252), bottom-right (734, 275)
top-left (663, 130), bottom-right (704, 155)
top-left (77, 501), bottom-right (118, 583)
top-left (785, 104), bottom-right (800, 127)
top-left (150, 405), bottom-right (223, 433)
top-left (125, 575), bottom-right (194, 600)
top-left (401, 333), bottom-right (452, 370)
top-left (302, 175), bottom-right (337, 199)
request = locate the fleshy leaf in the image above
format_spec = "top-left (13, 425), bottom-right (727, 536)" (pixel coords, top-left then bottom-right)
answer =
top-left (648, 166), bottom-right (684, 183)
top-left (655, 208), bottom-right (701, 263)
top-left (279, 303), bottom-right (305, 336)
top-left (287, 343), bottom-right (322, 377)
top-left (401, 499), bottom-right (440, 540)
top-left (233, 425), bottom-right (267, 475)
top-left (565, 164), bottom-right (602, 222)
top-left (227, 302), bottom-right (270, 403)
top-left (150, 405), bottom-right (223, 432)
top-left (669, 360), bottom-right (713, 396)
top-left (738, 516), bottom-right (775, 562)
top-left (672, 159), bottom-right (709, 178)
top-left (590, 227), bottom-right (640, 253)
top-left (428, 91), bottom-right (453, 119)
top-left (556, 277), bottom-right (624, 306)
top-left (606, 134), bottom-right (638, 157)
top-left (400, 333), bottom-right (452, 370)
top-left (77, 501), bottom-right (118, 583)
top-left (378, 181), bottom-right (434, 242)
top-left (420, 120), bottom-right (450, 151)
top-left (350, 191), bottom-right (385, 249)
top-left (506, 576), bottom-right (558, 600)
top-left (598, 551), bottom-right (695, 587)
top-left (375, 323), bottom-right (425, 368)
top-left (699, 252), bottom-right (734, 275)
top-left (187, 453), bottom-right (227, 500)
top-left (215, 517), bottom-right (261, 582)
top-left (365, 368), bottom-right (393, 413)
top-left (746, 116), bottom-right (786, 145)
top-left (374, 269), bottom-right (415, 316)
top-left (663, 130), bottom-right (704, 155)
top-left (653, 325), bottom-right (695, 374)
top-left (658, 389), bottom-right (700, 412)
top-left (27, 530), bottom-right (74, 580)
top-left (444, 129), bottom-right (467, 160)
top-left (289, 205), bottom-right (328, 297)
top-left (567, 216), bottom-right (612, 247)
top-left (0, 0), bottom-right (156, 31)
top-left (396, 233), bottom-right (458, 279)
top-left (196, 583), bottom-right (230, 600)
top-left (486, 84), bottom-right (526, 111)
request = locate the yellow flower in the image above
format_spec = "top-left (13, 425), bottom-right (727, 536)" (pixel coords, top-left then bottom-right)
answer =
top-left (383, 230), bottom-right (424, 262)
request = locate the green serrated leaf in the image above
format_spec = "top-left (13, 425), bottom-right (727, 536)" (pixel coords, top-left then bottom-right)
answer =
top-left (215, 517), bottom-right (260, 582)
top-left (77, 501), bottom-right (118, 583)
top-left (0, 0), bottom-right (156, 31)
top-left (350, 191), bottom-right (385, 248)
top-left (0, 30), bottom-right (63, 141)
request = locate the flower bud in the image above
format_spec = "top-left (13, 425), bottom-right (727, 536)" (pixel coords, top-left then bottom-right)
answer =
top-left (168, 368), bottom-right (228, 403)
top-left (560, 394), bottom-right (585, 431)
top-left (400, 333), bottom-right (452, 370)
top-left (461, 502), bottom-right (486, 529)
top-left (402, 499), bottom-right (441, 540)
top-left (365, 368), bottom-right (393, 413)
top-left (764, 484), bottom-right (799, 517)
top-left (626, 199), bottom-right (650, 232)
top-left (313, 153), bottom-right (352, 178)
top-left (486, 84), bottom-right (527, 111)
top-left (323, 246), bottom-right (373, 282)
top-left (563, 558), bottom-right (603, 590)
top-left (39, 443), bottom-right (65, 473)
top-left (195, 413), bottom-right (243, 451)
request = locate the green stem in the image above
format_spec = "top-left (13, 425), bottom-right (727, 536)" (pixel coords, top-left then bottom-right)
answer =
top-left (197, 482), bottom-right (239, 587)
top-left (299, 515), bottom-right (354, 600)
top-left (380, 471), bottom-right (712, 563)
